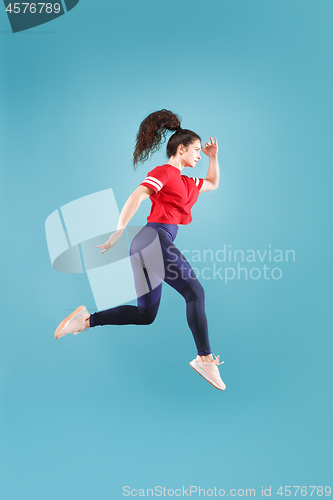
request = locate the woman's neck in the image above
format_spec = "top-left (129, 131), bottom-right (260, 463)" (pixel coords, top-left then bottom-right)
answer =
top-left (167, 156), bottom-right (184, 171)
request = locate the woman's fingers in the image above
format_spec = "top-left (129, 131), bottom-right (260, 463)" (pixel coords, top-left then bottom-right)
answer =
top-left (208, 137), bottom-right (218, 147)
top-left (202, 137), bottom-right (218, 156)
top-left (97, 241), bottom-right (114, 254)
top-left (205, 137), bottom-right (216, 147)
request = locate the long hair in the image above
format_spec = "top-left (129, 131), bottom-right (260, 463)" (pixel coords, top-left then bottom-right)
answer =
top-left (133, 109), bottom-right (201, 169)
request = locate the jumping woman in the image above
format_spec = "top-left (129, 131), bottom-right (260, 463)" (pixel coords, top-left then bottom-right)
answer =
top-left (54, 110), bottom-right (226, 391)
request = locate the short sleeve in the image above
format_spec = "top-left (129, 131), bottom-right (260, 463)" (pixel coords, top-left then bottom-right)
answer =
top-left (191, 177), bottom-right (204, 191)
top-left (140, 166), bottom-right (170, 194)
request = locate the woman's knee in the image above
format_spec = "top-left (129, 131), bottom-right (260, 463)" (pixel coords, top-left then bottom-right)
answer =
top-left (179, 278), bottom-right (205, 303)
top-left (138, 300), bottom-right (160, 325)
top-left (143, 312), bottom-right (156, 325)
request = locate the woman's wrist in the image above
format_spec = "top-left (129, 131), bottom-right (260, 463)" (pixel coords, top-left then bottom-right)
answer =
top-left (109, 229), bottom-right (124, 241)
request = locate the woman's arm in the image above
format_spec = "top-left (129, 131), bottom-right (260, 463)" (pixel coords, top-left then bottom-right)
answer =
top-left (117, 185), bottom-right (153, 230)
top-left (199, 137), bottom-right (220, 193)
top-left (97, 185), bottom-right (154, 254)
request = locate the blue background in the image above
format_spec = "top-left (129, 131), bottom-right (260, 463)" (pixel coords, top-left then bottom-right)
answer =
top-left (0, 1), bottom-right (332, 498)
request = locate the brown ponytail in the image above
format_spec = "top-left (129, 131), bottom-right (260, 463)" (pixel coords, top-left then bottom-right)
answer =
top-left (133, 109), bottom-right (201, 169)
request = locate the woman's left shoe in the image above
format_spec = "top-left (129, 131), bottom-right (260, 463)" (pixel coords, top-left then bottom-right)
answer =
top-left (55, 305), bottom-right (90, 339)
top-left (189, 354), bottom-right (226, 391)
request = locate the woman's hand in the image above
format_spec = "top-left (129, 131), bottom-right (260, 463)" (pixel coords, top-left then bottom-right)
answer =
top-left (97, 229), bottom-right (124, 255)
top-left (202, 137), bottom-right (218, 157)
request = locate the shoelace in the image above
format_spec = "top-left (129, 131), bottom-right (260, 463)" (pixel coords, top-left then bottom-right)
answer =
top-left (200, 354), bottom-right (224, 365)
top-left (212, 354), bottom-right (224, 365)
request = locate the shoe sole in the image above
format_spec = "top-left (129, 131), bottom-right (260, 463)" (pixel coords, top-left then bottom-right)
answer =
top-left (189, 361), bottom-right (226, 391)
top-left (55, 305), bottom-right (86, 339)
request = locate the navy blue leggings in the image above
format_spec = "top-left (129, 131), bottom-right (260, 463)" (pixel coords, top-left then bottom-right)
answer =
top-left (89, 222), bottom-right (211, 356)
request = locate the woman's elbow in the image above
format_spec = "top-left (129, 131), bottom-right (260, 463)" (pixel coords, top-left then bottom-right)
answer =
top-left (132, 185), bottom-right (154, 202)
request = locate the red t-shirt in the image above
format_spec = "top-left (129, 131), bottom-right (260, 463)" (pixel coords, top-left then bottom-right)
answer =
top-left (140, 164), bottom-right (204, 225)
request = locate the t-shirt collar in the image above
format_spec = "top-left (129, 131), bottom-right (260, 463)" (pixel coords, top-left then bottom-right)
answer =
top-left (165, 163), bottom-right (182, 173)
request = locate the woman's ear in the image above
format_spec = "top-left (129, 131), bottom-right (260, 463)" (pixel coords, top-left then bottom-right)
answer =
top-left (178, 144), bottom-right (185, 155)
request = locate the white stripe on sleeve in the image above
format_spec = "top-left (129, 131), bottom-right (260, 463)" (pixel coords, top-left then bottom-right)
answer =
top-left (146, 176), bottom-right (163, 190)
top-left (143, 178), bottom-right (162, 191)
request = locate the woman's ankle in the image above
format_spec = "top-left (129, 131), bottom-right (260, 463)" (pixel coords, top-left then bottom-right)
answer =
top-left (200, 354), bottom-right (213, 363)
top-left (85, 315), bottom-right (91, 329)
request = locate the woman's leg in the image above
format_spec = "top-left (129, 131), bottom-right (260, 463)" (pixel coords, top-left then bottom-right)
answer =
top-left (89, 226), bottom-right (162, 328)
top-left (154, 228), bottom-right (212, 356)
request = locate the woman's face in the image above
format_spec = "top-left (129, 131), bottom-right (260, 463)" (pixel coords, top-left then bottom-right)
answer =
top-left (181, 139), bottom-right (202, 168)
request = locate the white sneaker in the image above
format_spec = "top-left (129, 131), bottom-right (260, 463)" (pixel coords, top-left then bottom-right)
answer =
top-left (54, 306), bottom-right (90, 339)
top-left (190, 354), bottom-right (226, 391)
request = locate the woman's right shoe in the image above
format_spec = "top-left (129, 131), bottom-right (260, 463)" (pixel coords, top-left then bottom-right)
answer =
top-left (55, 305), bottom-right (90, 339)
top-left (189, 354), bottom-right (226, 391)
